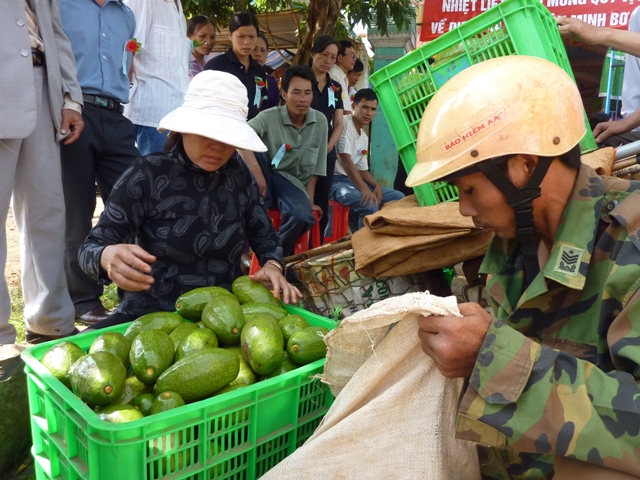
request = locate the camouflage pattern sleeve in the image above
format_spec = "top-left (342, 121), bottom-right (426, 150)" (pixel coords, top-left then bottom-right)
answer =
top-left (456, 289), bottom-right (640, 478)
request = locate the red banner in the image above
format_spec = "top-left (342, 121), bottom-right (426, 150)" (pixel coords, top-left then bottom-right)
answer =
top-left (420, 0), bottom-right (638, 41)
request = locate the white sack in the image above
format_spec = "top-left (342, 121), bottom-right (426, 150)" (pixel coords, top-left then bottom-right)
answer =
top-left (262, 292), bottom-right (481, 479)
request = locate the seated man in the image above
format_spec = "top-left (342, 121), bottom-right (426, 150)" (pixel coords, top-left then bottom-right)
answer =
top-left (239, 66), bottom-right (328, 257)
top-left (330, 89), bottom-right (404, 233)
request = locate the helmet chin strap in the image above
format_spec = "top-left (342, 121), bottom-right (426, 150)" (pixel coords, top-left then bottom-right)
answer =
top-left (475, 156), bottom-right (553, 287)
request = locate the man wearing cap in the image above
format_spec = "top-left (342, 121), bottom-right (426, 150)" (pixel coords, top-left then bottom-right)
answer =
top-left (238, 66), bottom-right (328, 257)
top-left (1, 0), bottom-right (84, 344)
top-left (412, 56), bottom-right (640, 478)
top-left (79, 71), bottom-right (301, 325)
top-left (59, 0), bottom-right (140, 326)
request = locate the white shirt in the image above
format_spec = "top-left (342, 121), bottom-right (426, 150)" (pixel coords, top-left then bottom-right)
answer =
top-left (329, 65), bottom-right (350, 111)
top-left (622, 6), bottom-right (640, 128)
top-left (123, 0), bottom-right (190, 127)
top-left (336, 115), bottom-right (369, 176)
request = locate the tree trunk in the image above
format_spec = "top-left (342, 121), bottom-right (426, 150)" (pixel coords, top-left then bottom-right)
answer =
top-left (293, 0), bottom-right (343, 66)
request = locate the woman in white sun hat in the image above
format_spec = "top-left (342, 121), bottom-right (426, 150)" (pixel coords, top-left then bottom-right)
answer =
top-left (79, 71), bottom-right (301, 327)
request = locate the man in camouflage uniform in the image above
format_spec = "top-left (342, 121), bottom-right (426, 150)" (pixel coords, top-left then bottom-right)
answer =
top-left (409, 56), bottom-right (640, 479)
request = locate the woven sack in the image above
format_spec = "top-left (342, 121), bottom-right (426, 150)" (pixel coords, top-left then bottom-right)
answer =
top-left (261, 292), bottom-right (481, 479)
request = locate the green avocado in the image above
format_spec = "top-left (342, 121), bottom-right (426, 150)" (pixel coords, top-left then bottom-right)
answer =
top-left (89, 331), bottom-right (132, 368)
top-left (108, 375), bottom-right (151, 406)
top-left (287, 327), bottom-right (328, 366)
top-left (261, 351), bottom-right (298, 380)
top-left (129, 330), bottom-right (175, 385)
top-left (70, 351), bottom-right (127, 407)
top-left (175, 328), bottom-right (219, 361)
top-left (215, 346), bottom-right (258, 395)
top-left (201, 295), bottom-right (245, 346)
top-left (124, 312), bottom-right (183, 342)
top-left (278, 314), bottom-right (310, 344)
top-left (241, 313), bottom-right (284, 376)
top-left (155, 348), bottom-right (240, 403)
top-left (40, 341), bottom-right (85, 389)
top-left (131, 393), bottom-right (155, 416)
top-left (241, 302), bottom-right (287, 320)
top-left (96, 404), bottom-right (144, 423)
top-left (232, 275), bottom-right (281, 306)
top-left (149, 391), bottom-right (185, 415)
top-left (175, 286), bottom-right (237, 321)
top-left (169, 322), bottom-right (199, 351)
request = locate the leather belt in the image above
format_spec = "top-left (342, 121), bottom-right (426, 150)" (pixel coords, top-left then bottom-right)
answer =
top-left (82, 94), bottom-right (124, 114)
top-left (32, 49), bottom-right (45, 67)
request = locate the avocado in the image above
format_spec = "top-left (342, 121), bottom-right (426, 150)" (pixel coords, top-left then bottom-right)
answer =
top-left (261, 351), bottom-right (298, 379)
top-left (287, 327), bottom-right (328, 366)
top-left (215, 346), bottom-right (258, 394)
top-left (241, 313), bottom-right (284, 375)
top-left (241, 302), bottom-right (287, 320)
top-left (155, 348), bottom-right (239, 403)
top-left (201, 295), bottom-right (245, 346)
top-left (96, 404), bottom-right (144, 423)
top-left (124, 312), bottom-right (183, 342)
top-left (131, 393), bottom-right (155, 416)
top-left (175, 328), bottom-right (219, 361)
top-left (70, 351), bottom-right (127, 407)
top-left (175, 286), bottom-right (236, 321)
top-left (89, 331), bottom-right (132, 368)
top-left (130, 330), bottom-right (175, 385)
top-left (278, 314), bottom-right (310, 344)
top-left (108, 375), bottom-right (151, 406)
top-left (169, 322), bottom-right (199, 351)
top-left (150, 391), bottom-right (185, 415)
top-left (149, 432), bottom-right (192, 475)
top-left (232, 275), bottom-right (281, 306)
top-left (40, 341), bottom-right (85, 389)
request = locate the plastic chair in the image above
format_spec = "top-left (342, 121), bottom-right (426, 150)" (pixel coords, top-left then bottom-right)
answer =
top-left (249, 209), bottom-right (320, 275)
top-left (324, 200), bottom-right (350, 243)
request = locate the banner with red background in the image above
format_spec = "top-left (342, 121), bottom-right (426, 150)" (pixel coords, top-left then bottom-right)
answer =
top-left (420, 0), bottom-right (638, 41)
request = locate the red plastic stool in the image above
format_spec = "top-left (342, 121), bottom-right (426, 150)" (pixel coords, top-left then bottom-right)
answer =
top-left (324, 200), bottom-right (350, 243)
top-left (249, 209), bottom-right (319, 275)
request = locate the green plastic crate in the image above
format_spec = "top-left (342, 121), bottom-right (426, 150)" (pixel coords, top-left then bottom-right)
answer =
top-left (22, 305), bottom-right (337, 480)
top-left (370, 0), bottom-right (598, 207)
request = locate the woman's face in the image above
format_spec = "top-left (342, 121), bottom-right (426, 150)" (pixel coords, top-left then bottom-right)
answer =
top-left (182, 133), bottom-right (236, 172)
top-left (253, 37), bottom-right (268, 66)
top-left (230, 25), bottom-right (258, 59)
top-left (311, 44), bottom-right (338, 74)
top-left (190, 22), bottom-right (216, 57)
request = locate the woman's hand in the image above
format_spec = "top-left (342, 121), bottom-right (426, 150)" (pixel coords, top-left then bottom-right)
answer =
top-left (249, 263), bottom-right (302, 305)
top-left (100, 244), bottom-right (156, 291)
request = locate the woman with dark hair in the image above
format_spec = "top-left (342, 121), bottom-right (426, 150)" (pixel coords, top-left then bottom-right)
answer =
top-left (204, 12), bottom-right (267, 119)
top-left (79, 71), bottom-right (301, 328)
top-left (187, 16), bottom-right (216, 79)
top-left (309, 35), bottom-right (344, 242)
top-left (253, 32), bottom-right (282, 110)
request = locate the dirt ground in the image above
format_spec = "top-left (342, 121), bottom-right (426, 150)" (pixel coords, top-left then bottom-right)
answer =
top-left (4, 199), bottom-right (104, 287)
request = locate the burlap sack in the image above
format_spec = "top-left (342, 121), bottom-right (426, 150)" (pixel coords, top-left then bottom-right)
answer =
top-left (261, 293), bottom-right (481, 479)
top-left (353, 197), bottom-right (492, 277)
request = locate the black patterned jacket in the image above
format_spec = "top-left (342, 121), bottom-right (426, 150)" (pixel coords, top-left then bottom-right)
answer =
top-left (79, 143), bottom-right (283, 316)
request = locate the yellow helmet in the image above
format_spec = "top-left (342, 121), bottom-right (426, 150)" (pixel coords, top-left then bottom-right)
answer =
top-left (406, 56), bottom-right (586, 187)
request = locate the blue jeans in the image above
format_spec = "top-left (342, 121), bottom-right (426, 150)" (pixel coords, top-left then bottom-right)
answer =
top-left (135, 125), bottom-right (169, 156)
top-left (254, 152), bottom-right (315, 257)
top-left (330, 175), bottom-right (405, 232)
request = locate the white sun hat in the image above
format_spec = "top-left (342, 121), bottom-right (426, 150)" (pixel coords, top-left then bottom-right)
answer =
top-left (158, 70), bottom-right (267, 152)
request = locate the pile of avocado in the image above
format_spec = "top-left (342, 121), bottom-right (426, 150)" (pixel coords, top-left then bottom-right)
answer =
top-left (39, 276), bottom-right (328, 424)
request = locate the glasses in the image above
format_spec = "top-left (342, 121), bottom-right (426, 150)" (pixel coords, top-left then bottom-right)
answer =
top-left (343, 53), bottom-right (356, 59)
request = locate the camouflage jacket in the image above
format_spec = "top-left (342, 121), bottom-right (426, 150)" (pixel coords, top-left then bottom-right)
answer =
top-left (456, 164), bottom-right (640, 479)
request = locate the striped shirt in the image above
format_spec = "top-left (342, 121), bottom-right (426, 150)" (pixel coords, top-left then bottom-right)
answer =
top-left (123, 0), bottom-right (190, 127)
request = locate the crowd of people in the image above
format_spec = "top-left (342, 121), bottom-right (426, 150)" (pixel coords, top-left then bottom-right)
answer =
top-left (0, 6), bottom-right (402, 344)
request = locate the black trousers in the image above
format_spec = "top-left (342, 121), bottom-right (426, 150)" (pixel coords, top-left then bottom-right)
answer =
top-left (60, 103), bottom-right (139, 317)
top-left (314, 154), bottom-right (337, 243)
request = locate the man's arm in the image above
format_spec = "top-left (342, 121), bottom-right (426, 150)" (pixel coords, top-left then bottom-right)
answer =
top-left (358, 170), bottom-right (382, 204)
top-left (237, 149), bottom-right (267, 197)
top-left (557, 16), bottom-right (640, 57)
top-left (593, 107), bottom-right (640, 142)
top-left (339, 154), bottom-right (378, 207)
top-left (305, 175), bottom-right (321, 214)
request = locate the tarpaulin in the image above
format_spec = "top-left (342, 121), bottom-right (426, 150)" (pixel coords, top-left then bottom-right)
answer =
top-left (420, 0), bottom-right (639, 41)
